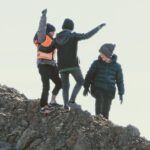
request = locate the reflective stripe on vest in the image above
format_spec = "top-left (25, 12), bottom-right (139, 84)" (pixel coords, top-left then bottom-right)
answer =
top-left (37, 50), bottom-right (56, 60)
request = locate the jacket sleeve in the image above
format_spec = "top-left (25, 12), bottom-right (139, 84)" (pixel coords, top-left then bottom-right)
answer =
top-left (84, 61), bottom-right (97, 89)
top-left (38, 42), bottom-right (56, 53)
top-left (37, 14), bottom-right (47, 43)
top-left (116, 64), bottom-right (125, 95)
top-left (33, 33), bottom-right (39, 46)
top-left (73, 25), bottom-right (102, 41)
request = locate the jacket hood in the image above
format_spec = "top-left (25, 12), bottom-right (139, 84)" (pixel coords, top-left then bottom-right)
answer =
top-left (62, 18), bottom-right (74, 30)
top-left (111, 54), bottom-right (117, 62)
top-left (55, 30), bottom-right (73, 45)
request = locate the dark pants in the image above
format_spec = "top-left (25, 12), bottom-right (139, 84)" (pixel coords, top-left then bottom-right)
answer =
top-left (38, 64), bottom-right (62, 107)
top-left (94, 89), bottom-right (115, 119)
top-left (60, 69), bottom-right (84, 106)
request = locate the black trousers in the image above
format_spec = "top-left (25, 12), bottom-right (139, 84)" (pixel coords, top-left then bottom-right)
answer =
top-left (38, 64), bottom-right (62, 107)
top-left (94, 89), bottom-right (115, 119)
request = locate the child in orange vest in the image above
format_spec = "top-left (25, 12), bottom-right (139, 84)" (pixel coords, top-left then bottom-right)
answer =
top-left (33, 9), bottom-right (62, 113)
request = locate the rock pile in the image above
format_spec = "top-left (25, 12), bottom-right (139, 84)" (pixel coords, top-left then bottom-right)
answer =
top-left (0, 84), bottom-right (150, 150)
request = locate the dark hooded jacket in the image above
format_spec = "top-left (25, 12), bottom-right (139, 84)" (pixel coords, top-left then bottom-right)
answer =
top-left (84, 54), bottom-right (125, 97)
top-left (54, 26), bottom-right (102, 70)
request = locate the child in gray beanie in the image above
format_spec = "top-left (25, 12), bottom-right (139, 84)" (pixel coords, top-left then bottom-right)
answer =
top-left (83, 43), bottom-right (125, 119)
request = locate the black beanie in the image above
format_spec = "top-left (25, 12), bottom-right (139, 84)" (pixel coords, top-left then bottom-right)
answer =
top-left (99, 43), bottom-right (116, 58)
top-left (46, 23), bottom-right (56, 33)
top-left (62, 18), bottom-right (74, 30)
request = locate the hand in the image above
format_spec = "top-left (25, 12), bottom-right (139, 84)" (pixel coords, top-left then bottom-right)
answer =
top-left (98, 23), bottom-right (106, 29)
top-left (42, 9), bottom-right (47, 15)
top-left (83, 88), bottom-right (88, 96)
top-left (119, 95), bottom-right (123, 104)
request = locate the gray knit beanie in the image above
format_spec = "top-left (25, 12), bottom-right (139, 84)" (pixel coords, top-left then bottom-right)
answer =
top-left (46, 23), bottom-right (56, 33)
top-left (99, 43), bottom-right (116, 57)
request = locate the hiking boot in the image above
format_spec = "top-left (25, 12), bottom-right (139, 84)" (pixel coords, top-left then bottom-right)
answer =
top-left (64, 104), bottom-right (69, 110)
top-left (68, 102), bottom-right (81, 109)
top-left (49, 102), bottom-right (63, 107)
top-left (40, 106), bottom-right (51, 114)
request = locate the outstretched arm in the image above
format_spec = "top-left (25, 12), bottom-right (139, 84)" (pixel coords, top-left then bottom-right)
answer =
top-left (74, 23), bottom-right (106, 41)
top-left (37, 9), bottom-right (47, 43)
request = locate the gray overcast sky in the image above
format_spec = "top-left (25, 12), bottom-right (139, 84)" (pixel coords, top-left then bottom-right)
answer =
top-left (0, 0), bottom-right (150, 140)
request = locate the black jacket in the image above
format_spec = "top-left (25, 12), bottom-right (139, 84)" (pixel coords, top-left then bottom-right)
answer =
top-left (54, 26), bottom-right (102, 70)
top-left (84, 55), bottom-right (125, 96)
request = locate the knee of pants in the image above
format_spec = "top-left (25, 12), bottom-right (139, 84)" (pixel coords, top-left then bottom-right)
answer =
top-left (77, 78), bottom-right (84, 86)
top-left (55, 79), bottom-right (62, 89)
top-left (62, 82), bottom-right (70, 89)
top-left (43, 83), bottom-right (49, 91)
top-left (58, 80), bottom-right (62, 89)
top-left (57, 84), bottom-right (62, 91)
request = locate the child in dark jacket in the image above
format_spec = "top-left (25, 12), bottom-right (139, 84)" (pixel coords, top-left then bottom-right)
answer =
top-left (83, 43), bottom-right (125, 119)
top-left (55, 19), bottom-right (106, 110)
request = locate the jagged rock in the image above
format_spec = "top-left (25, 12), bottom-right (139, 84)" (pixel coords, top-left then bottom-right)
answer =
top-left (16, 128), bottom-right (40, 150)
top-left (0, 84), bottom-right (150, 150)
top-left (0, 141), bottom-right (12, 150)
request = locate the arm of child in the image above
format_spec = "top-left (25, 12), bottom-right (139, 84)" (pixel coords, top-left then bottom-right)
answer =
top-left (37, 9), bottom-right (47, 43)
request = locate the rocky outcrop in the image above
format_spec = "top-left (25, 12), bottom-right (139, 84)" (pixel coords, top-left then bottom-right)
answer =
top-left (0, 84), bottom-right (150, 150)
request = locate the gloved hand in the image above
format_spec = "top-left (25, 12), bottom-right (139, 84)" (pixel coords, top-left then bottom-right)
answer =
top-left (98, 23), bottom-right (106, 29)
top-left (42, 9), bottom-right (47, 15)
top-left (119, 95), bottom-right (123, 104)
top-left (83, 88), bottom-right (89, 96)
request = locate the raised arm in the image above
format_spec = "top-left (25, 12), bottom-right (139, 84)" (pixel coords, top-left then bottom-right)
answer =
top-left (37, 9), bottom-right (47, 43)
top-left (74, 23), bottom-right (106, 41)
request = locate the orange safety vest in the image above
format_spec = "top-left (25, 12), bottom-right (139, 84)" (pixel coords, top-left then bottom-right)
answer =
top-left (34, 35), bottom-right (56, 60)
